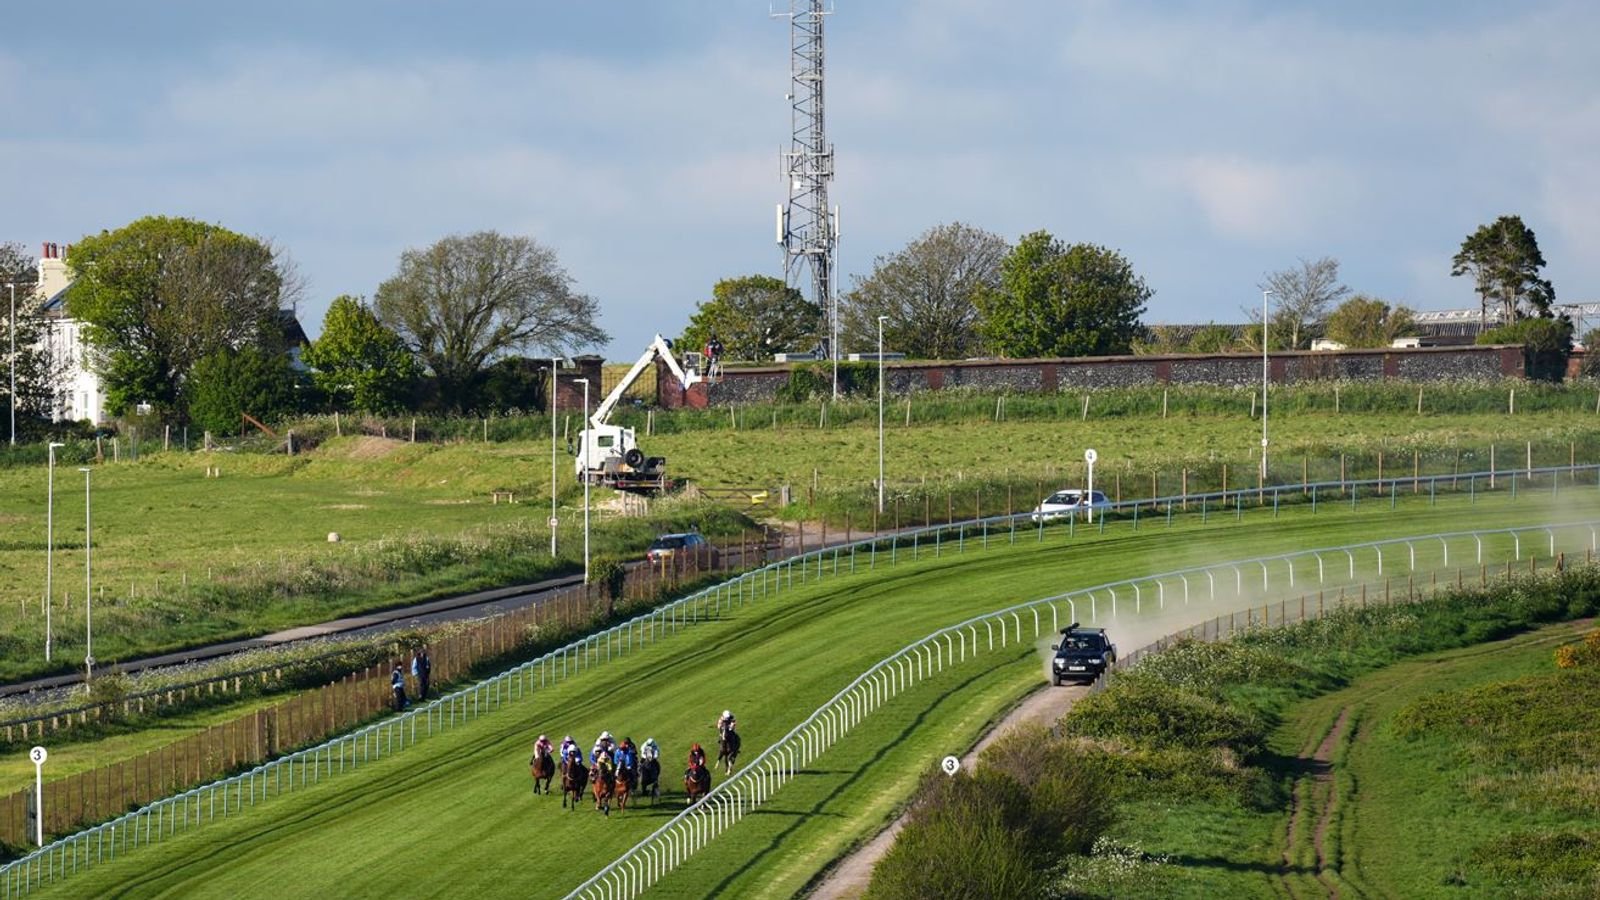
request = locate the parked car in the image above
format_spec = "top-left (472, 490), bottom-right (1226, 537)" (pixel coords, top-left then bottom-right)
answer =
top-left (1029, 489), bottom-right (1110, 523)
top-left (646, 532), bottom-right (715, 565)
top-left (1050, 624), bottom-right (1117, 686)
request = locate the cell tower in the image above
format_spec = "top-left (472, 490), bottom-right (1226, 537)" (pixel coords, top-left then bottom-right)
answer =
top-left (775, 0), bottom-right (839, 396)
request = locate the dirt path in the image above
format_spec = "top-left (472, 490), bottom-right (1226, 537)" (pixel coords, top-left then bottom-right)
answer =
top-left (806, 682), bottom-right (1088, 899)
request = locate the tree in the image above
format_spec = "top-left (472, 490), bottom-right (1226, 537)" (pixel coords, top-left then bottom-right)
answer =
top-left (65, 216), bottom-right (295, 419)
top-left (1258, 257), bottom-right (1348, 349)
top-left (1322, 295), bottom-right (1417, 348)
top-left (0, 242), bottom-right (64, 429)
top-left (841, 223), bottom-right (1009, 359)
top-left (677, 275), bottom-right (820, 363)
top-left (974, 232), bottom-right (1150, 358)
top-left (301, 295), bottom-right (418, 414)
top-left (186, 346), bottom-right (300, 435)
top-left (374, 231), bottom-right (606, 411)
top-left (1451, 215), bottom-right (1555, 325)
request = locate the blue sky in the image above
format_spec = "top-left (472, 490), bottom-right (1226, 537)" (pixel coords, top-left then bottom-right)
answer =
top-left (5, 1), bottom-right (1597, 357)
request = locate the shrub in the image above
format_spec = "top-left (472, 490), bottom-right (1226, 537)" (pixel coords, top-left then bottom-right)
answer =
top-left (1554, 629), bottom-right (1600, 669)
top-left (1062, 679), bottom-right (1267, 758)
top-left (867, 769), bottom-right (1047, 900)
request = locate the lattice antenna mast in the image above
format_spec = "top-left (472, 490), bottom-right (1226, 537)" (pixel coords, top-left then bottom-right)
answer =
top-left (775, 0), bottom-right (839, 396)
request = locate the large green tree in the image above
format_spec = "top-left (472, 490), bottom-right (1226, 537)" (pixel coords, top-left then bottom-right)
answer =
top-left (1, 242), bottom-right (63, 429)
top-left (65, 216), bottom-right (293, 419)
top-left (841, 222), bottom-right (1008, 360)
top-left (301, 295), bottom-right (418, 414)
top-left (186, 346), bottom-right (300, 435)
top-left (374, 231), bottom-right (606, 411)
top-left (1322, 295), bottom-right (1417, 348)
top-left (677, 275), bottom-right (820, 363)
top-left (1450, 215), bottom-right (1555, 325)
top-left (975, 232), bottom-right (1151, 358)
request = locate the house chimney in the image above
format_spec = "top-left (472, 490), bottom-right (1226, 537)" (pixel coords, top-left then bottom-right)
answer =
top-left (37, 240), bottom-right (72, 301)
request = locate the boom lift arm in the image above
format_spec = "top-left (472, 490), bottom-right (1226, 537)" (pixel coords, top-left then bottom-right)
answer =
top-left (589, 334), bottom-right (696, 427)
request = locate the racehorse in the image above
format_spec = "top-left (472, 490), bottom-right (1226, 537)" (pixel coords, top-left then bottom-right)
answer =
top-left (592, 758), bottom-right (618, 816)
top-left (684, 762), bottom-right (712, 805)
top-left (614, 760), bottom-right (635, 811)
top-left (530, 747), bottom-right (556, 795)
top-left (717, 728), bottom-right (742, 775)
top-left (560, 754), bottom-right (589, 811)
top-left (639, 757), bottom-right (662, 805)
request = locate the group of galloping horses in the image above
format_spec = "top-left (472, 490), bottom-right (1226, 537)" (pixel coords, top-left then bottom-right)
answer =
top-left (529, 728), bottom-right (742, 816)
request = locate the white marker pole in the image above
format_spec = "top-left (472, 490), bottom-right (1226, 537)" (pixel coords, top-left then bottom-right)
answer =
top-left (1084, 448), bottom-right (1098, 524)
top-left (30, 746), bottom-right (47, 846)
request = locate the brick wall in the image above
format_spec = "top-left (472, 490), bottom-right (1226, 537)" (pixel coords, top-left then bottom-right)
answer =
top-left (657, 345), bottom-right (1527, 407)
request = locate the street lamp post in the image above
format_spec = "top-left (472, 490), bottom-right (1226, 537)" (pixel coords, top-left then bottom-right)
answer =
top-left (877, 316), bottom-right (888, 515)
top-left (7, 282), bottom-right (15, 447)
top-left (45, 442), bottom-right (63, 661)
top-left (551, 357), bottom-right (560, 558)
top-left (574, 378), bottom-right (591, 583)
top-left (79, 466), bottom-right (93, 683)
top-left (1261, 289), bottom-right (1274, 483)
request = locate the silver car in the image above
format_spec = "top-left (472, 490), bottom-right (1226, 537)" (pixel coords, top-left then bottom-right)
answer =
top-left (1029, 489), bottom-right (1110, 524)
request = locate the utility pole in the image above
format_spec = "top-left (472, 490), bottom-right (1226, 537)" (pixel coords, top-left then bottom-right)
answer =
top-left (776, 0), bottom-right (840, 396)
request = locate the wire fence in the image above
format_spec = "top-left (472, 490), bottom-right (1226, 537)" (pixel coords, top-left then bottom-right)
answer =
top-left (562, 520), bottom-right (1600, 899)
top-left (3, 457), bottom-right (1599, 894)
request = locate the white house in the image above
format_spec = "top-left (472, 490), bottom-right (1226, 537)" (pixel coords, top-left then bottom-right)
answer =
top-left (34, 241), bottom-right (108, 424)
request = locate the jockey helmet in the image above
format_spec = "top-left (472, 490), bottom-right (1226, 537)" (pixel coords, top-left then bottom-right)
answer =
top-left (691, 742), bottom-right (702, 751)
top-left (601, 730), bottom-right (612, 741)
top-left (723, 710), bottom-right (732, 719)
top-left (564, 735), bottom-right (573, 742)
top-left (538, 734), bottom-right (547, 742)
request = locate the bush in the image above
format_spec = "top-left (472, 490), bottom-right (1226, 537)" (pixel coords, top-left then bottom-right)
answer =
top-left (1062, 679), bottom-right (1267, 757)
top-left (867, 769), bottom-right (1048, 900)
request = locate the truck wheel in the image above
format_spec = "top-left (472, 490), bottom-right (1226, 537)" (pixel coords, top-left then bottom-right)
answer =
top-left (624, 448), bottom-right (645, 468)
top-left (1052, 674), bottom-right (1062, 687)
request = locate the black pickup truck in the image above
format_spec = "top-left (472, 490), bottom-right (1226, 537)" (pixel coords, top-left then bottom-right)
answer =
top-left (1050, 624), bottom-right (1117, 686)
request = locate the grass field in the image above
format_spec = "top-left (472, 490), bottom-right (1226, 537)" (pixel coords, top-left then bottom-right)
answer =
top-left (4, 398), bottom-right (1599, 685)
top-left (23, 492), bottom-right (1597, 896)
top-left (1061, 613), bottom-right (1600, 897)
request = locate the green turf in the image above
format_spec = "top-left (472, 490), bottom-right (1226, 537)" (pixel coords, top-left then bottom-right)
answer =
top-left (20, 492), bottom-right (1598, 896)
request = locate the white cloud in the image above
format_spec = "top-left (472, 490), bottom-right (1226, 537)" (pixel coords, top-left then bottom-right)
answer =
top-left (1160, 156), bottom-right (1362, 244)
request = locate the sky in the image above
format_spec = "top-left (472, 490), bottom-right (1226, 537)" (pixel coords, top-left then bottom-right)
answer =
top-left (4, 0), bottom-right (1598, 358)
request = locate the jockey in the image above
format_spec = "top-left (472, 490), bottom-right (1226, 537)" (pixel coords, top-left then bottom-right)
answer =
top-left (688, 742), bottom-right (707, 769)
top-left (533, 734), bottom-right (553, 760)
top-left (716, 709), bottom-right (737, 738)
top-left (640, 738), bottom-right (660, 762)
top-left (591, 731), bottom-right (616, 766)
top-left (558, 735), bottom-right (579, 763)
top-left (615, 738), bottom-right (637, 771)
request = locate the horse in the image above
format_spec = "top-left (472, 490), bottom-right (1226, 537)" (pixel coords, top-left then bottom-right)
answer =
top-left (592, 759), bottom-right (617, 816)
top-left (639, 757), bottom-right (662, 804)
top-left (684, 762), bottom-right (712, 805)
top-left (530, 747), bottom-right (556, 795)
top-left (614, 760), bottom-right (636, 811)
top-left (717, 728), bottom-right (742, 775)
top-left (560, 754), bottom-right (589, 811)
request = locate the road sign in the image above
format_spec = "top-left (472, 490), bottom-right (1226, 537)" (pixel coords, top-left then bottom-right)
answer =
top-left (549, 517), bottom-right (559, 529)
top-left (1085, 449), bottom-right (1098, 523)
top-left (29, 746), bottom-right (46, 765)
top-left (940, 755), bottom-right (960, 776)
top-left (1084, 448), bottom-right (1098, 464)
